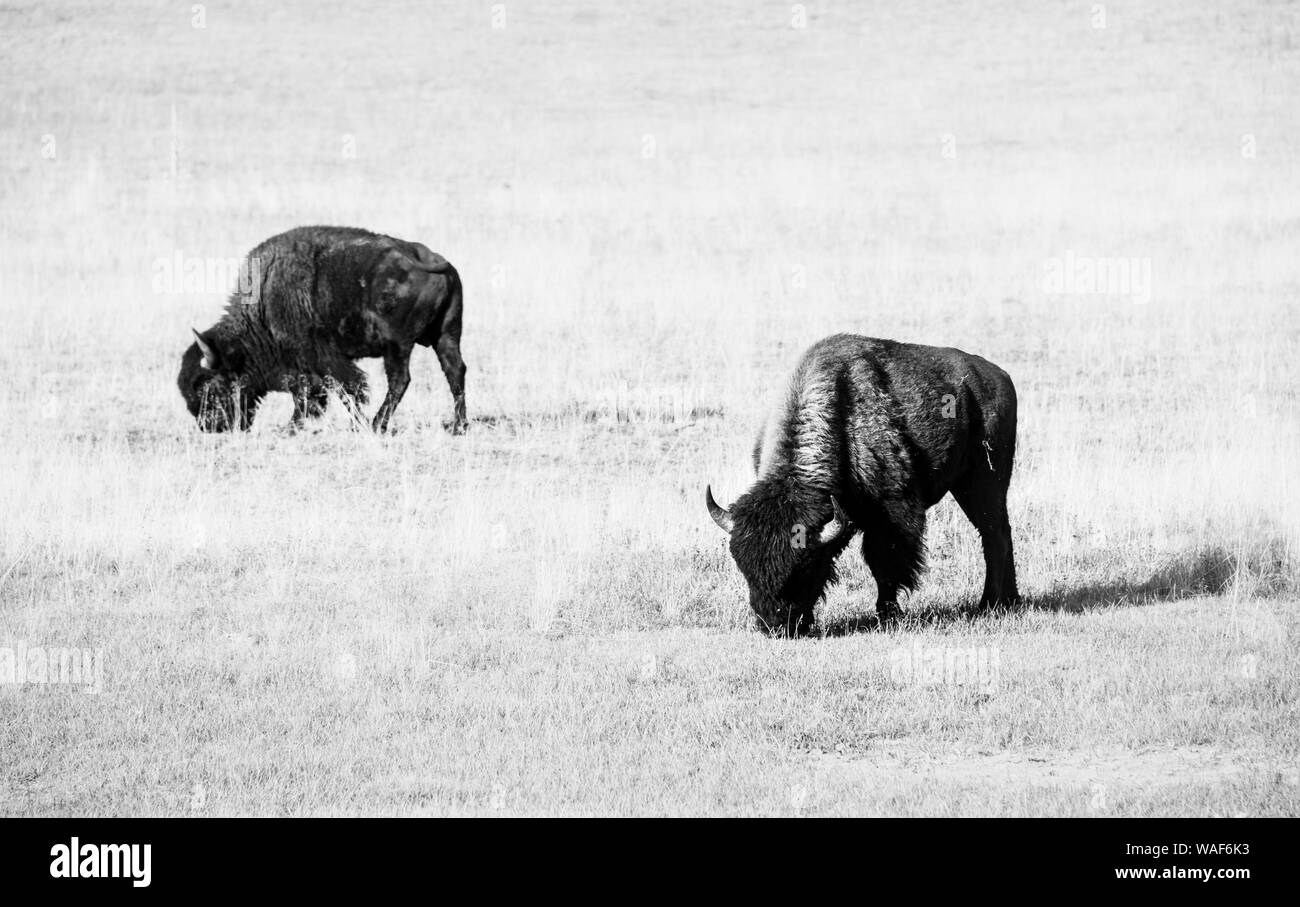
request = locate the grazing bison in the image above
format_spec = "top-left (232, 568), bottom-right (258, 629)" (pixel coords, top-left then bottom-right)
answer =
top-left (706, 333), bottom-right (1019, 635)
top-left (178, 225), bottom-right (467, 434)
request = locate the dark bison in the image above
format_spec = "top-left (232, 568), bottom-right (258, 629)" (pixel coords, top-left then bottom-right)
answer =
top-left (706, 333), bottom-right (1019, 635)
top-left (178, 225), bottom-right (466, 434)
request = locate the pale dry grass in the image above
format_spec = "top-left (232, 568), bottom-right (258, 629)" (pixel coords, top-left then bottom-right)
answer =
top-left (0, 0), bottom-right (1297, 815)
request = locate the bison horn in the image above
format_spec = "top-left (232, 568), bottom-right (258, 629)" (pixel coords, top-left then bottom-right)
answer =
top-left (812, 497), bottom-right (852, 548)
top-left (705, 485), bottom-right (734, 534)
top-left (192, 329), bottom-right (219, 370)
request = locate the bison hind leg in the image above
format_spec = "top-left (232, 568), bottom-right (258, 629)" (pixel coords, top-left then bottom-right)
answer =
top-left (951, 471), bottom-right (1019, 610)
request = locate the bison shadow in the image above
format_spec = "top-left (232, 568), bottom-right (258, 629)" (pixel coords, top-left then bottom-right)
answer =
top-left (818, 544), bottom-right (1238, 636)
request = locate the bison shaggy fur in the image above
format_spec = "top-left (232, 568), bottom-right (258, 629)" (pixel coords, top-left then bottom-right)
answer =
top-left (178, 225), bottom-right (466, 434)
top-left (707, 333), bottom-right (1020, 635)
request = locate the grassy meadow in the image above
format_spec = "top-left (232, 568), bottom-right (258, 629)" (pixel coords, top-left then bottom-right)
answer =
top-left (0, 0), bottom-right (1297, 815)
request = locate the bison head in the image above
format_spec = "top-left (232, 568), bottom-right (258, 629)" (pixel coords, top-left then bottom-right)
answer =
top-left (706, 484), bottom-right (854, 636)
top-left (178, 329), bottom-right (259, 432)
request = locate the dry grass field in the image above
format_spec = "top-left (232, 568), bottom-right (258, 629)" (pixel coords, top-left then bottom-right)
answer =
top-left (1, 0), bottom-right (1297, 815)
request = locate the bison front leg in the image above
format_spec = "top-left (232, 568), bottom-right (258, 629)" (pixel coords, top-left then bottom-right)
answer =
top-left (373, 345), bottom-right (413, 434)
top-left (434, 333), bottom-right (468, 435)
top-left (860, 503), bottom-right (927, 629)
top-left (862, 544), bottom-right (904, 628)
top-left (321, 369), bottom-right (370, 431)
top-left (290, 377), bottom-right (329, 430)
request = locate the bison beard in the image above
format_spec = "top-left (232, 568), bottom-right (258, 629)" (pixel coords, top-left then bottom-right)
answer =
top-left (178, 225), bottom-right (467, 434)
top-left (707, 333), bottom-right (1020, 636)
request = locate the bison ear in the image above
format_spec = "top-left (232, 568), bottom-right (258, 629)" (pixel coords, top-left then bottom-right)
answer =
top-left (192, 329), bottom-right (220, 370)
top-left (705, 485), bottom-right (735, 534)
top-left (812, 497), bottom-right (852, 548)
